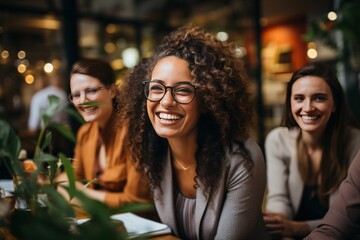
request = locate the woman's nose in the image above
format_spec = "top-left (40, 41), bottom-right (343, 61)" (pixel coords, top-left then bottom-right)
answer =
top-left (303, 99), bottom-right (314, 111)
top-left (161, 89), bottom-right (176, 107)
top-left (77, 91), bottom-right (87, 104)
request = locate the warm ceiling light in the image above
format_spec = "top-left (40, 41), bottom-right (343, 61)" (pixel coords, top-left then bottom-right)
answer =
top-left (327, 11), bottom-right (337, 21)
top-left (106, 24), bottom-right (117, 34)
top-left (104, 42), bottom-right (116, 53)
top-left (44, 63), bottom-right (54, 73)
top-left (307, 49), bottom-right (318, 59)
top-left (1, 50), bottom-right (9, 59)
top-left (25, 74), bottom-right (35, 84)
top-left (122, 47), bottom-right (139, 68)
top-left (216, 31), bottom-right (228, 42)
top-left (18, 50), bottom-right (26, 59)
top-left (17, 64), bottom-right (27, 73)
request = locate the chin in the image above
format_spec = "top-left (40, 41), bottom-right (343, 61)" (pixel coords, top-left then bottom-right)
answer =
top-left (83, 115), bottom-right (98, 123)
top-left (154, 129), bottom-right (176, 139)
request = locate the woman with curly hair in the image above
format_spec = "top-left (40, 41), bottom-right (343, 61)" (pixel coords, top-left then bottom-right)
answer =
top-left (119, 25), bottom-right (270, 239)
top-left (263, 63), bottom-right (360, 239)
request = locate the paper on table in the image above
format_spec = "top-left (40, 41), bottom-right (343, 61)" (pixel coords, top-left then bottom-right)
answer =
top-left (0, 179), bottom-right (14, 192)
top-left (77, 212), bottom-right (172, 238)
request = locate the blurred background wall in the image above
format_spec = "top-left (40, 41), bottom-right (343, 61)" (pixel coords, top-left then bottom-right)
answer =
top-left (0, 0), bottom-right (359, 153)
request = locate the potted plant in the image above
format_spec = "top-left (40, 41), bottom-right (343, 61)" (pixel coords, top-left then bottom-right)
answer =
top-left (0, 96), bottom-right (151, 240)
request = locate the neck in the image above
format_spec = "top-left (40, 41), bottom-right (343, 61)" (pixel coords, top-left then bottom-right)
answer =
top-left (99, 114), bottom-right (116, 140)
top-left (168, 134), bottom-right (197, 167)
top-left (301, 131), bottom-right (323, 149)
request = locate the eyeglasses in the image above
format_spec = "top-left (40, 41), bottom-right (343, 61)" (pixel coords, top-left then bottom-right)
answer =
top-left (68, 86), bottom-right (107, 103)
top-left (143, 80), bottom-right (197, 104)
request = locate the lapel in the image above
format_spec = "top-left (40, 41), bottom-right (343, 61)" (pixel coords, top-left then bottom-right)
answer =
top-left (156, 149), bottom-right (211, 239)
top-left (156, 150), bottom-right (178, 234)
top-left (85, 122), bottom-right (100, 179)
top-left (194, 182), bottom-right (208, 239)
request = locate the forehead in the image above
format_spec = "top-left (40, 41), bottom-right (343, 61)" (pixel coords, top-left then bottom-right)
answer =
top-left (151, 56), bottom-right (193, 84)
top-left (70, 73), bottom-right (102, 90)
top-left (291, 76), bottom-right (332, 95)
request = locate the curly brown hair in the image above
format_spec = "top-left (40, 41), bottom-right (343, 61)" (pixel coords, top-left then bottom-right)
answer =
top-left (119, 25), bottom-right (255, 196)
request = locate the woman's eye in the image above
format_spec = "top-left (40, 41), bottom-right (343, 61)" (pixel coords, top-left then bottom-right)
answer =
top-left (314, 95), bottom-right (327, 101)
top-left (293, 96), bottom-right (303, 101)
top-left (175, 86), bottom-right (193, 95)
top-left (87, 88), bottom-right (98, 94)
top-left (72, 93), bottom-right (81, 98)
top-left (150, 85), bottom-right (164, 91)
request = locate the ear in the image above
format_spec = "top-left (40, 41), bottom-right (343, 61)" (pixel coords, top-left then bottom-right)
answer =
top-left (332, 104), bottom-right (336, 113)
top-left (110, 85), bottom-right (117, 99)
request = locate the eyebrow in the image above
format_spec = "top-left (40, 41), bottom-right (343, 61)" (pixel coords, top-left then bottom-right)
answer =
top-left (150, 79), bottom-right (194, 85)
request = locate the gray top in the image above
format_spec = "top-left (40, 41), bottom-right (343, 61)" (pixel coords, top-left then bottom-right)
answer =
top-left (153, 139), bottom-right (270, 240)
top-left (175, 191), bottom-right (197, 240)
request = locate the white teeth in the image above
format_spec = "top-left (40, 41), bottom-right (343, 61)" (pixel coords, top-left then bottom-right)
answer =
top-left (159, 113), bottom-right (181, 120)
top-left (302, 116), bottom-right (317, 120)
top-left (83, 106), bottom-right (96, 112)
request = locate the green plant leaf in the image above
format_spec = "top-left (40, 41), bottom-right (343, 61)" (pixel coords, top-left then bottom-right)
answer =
top-left (59, 153), bottom-right (76, 199)
top-left (48, 122), bottom-right (76, 143)
top-left (65, 107), bottom-right (86, 125)
top-left (78, 101), bottom-right (101, 107)
top-left (0, 119), bottom-right (21, 176)
top-left (42, 131), bottom-right (53, 150)
top-left (42, 185), bottom-right (76, 218)
top-left (38, 153), bottom-right (58, 162)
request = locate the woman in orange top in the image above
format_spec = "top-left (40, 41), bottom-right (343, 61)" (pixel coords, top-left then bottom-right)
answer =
top-left (57, 58), bottom-right (151, 208)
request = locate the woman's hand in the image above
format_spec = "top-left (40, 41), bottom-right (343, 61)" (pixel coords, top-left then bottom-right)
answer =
top-left (263, 211), bottom-right (311, 239)
top-left (263, 212), bottom-right (294, 239)
top-left (55, 172), bottom-right (105, 204)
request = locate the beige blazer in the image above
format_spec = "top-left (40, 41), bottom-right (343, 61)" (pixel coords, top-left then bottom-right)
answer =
top-left (265, 127), bottom-right (360, 230)
top-left (153, 139), bottom-right (270, 240)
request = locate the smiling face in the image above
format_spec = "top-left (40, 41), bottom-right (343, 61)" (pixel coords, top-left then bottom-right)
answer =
top-left (291, 75), bottom-right (336, 136)
top-left (147, 56), bottom-right (201, 141)
top-left (70, 73), bottom-right (115, 128)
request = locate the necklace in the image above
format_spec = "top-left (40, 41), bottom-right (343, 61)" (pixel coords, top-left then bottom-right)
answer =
top-left (174, 159), bottom-right (191, 171)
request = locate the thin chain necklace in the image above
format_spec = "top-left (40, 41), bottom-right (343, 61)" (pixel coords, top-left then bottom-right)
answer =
top-left (174, 158), bottom-right (191, 171)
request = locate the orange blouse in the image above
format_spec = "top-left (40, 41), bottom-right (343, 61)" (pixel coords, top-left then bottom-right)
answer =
top-left (72, 119), bottom-right (152, 207)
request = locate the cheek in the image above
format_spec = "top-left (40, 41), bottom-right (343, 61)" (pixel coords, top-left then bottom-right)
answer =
top-left (290, 102), bottom-right (300, 112)
top-left (185, 102), bottom-right (201, 123)
top-left (146, 102), bottom-right (156, 119)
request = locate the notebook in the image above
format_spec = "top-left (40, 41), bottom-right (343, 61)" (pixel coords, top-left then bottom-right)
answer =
top-left (77, 212), bottom-right (172, 238)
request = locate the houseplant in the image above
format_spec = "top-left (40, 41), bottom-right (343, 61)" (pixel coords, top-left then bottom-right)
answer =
top-left (0, 96), bottom-right (152, 240)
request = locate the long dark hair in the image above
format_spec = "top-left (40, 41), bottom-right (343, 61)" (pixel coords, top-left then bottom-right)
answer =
top-left (282, 63), bottom-right (358, 197)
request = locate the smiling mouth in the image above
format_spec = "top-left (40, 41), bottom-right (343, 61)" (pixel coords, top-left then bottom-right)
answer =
top-left (81, 106), bottom-right (97, 113)
top-left (301, 115), bottom-right (319, 121)
top-left (158, 112), bottom-right (182, 120)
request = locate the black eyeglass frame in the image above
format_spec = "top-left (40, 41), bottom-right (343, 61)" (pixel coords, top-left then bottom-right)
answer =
top-left (142, 80), bottom-right (197, 104)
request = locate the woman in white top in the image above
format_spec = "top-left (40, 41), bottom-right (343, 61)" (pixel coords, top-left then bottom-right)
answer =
top-left (263, 63), bottom-right (360, 239)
